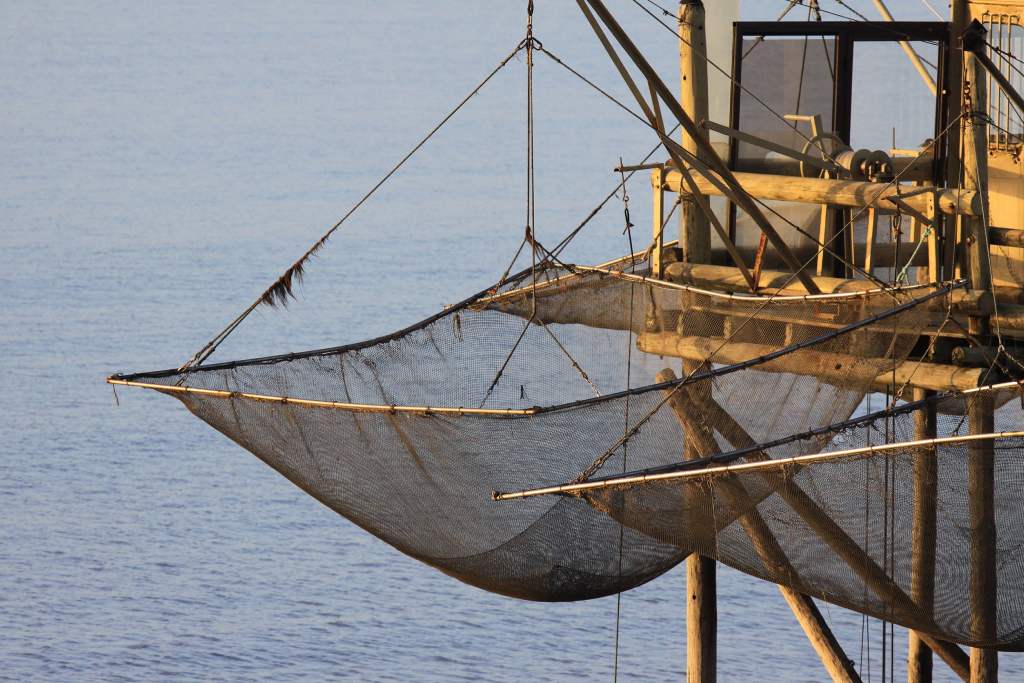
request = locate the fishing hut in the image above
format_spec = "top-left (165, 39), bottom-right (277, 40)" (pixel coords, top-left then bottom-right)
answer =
top-left (108, 1), bottom-right (1024, 682)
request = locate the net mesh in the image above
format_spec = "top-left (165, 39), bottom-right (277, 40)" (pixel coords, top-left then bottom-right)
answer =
top-left (115, 257), bottom-right (947, 609)
top-left (580, 392), bottom-right (1024, 649)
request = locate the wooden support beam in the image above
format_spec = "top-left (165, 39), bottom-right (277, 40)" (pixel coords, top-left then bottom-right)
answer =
top-left (989, 227), bottom-right (1024, 248)
top-left (659, 369), bottom-right (861, 683)
top-left (637, 332), bottom-right (987, 394)
top-left (680, 390), bottom-right (970, 681)
top-left (968, 392), bottom-right (998, 682)
top-left (661, 170), bottom-right (981, 217)
top-left (909, 388), bottom-right (938, 683)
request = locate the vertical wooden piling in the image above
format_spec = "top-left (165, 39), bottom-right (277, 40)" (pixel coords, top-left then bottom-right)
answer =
top-left (968, 393), bottom-right (997, 683)
top-left (678, 0), bottom-right (712, 265)
top-left (962, 35), bottom-right (998, 683)
top-left (679, 4), bottom-right (715, 680)
top-left (908, 389), bottom-right (937, 683)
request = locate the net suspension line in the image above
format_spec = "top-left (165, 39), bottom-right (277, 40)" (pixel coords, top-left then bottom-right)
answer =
top-left (174, 41), bottom-right (528, 375)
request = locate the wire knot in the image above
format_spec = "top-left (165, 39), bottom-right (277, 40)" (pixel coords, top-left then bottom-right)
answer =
top-left (518, 35), bottom-right (543, 51)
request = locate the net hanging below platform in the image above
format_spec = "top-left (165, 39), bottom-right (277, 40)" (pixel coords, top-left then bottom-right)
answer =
top-left (110, 256), bottom-right (951, 606)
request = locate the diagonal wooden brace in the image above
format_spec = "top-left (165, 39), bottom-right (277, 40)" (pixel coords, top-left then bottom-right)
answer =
top-left (577, 0), bottom-right (821, 294)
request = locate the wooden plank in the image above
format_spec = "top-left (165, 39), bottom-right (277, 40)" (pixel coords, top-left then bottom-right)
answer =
top-left (652, 168), bottom-right (666, 278)
top-left (864, 208), bottom-right (878, 273)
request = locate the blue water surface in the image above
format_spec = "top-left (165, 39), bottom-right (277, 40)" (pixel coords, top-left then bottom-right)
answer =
top-left (2, 1), bottom-right (1018, 681)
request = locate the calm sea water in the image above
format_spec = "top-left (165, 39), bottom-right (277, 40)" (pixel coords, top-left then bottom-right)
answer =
top-left (4, 1), bottom-right (1021, 681)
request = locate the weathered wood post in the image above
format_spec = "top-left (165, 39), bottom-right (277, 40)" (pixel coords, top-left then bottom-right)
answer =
top-left (679, 3), bottom-right (715, 681)
top-left (679, 0), bottom-right (712, 265)
top-left (908, 388), bottom-right (937, 683)
top-left (961, 18), bottom-right (998, 682)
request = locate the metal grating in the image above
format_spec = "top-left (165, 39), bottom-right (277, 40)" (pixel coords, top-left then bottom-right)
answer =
top-left (983, 12), bottom-right (1024, 150)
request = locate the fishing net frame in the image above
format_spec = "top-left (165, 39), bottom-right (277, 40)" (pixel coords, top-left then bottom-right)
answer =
top-left (109, 257), bottom-right (961, 604)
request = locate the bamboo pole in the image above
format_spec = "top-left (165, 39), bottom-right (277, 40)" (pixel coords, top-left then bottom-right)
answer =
top-left (105, 378), bottom-right (539, 416)
top-left (909, 388), bottom-right (938, 683)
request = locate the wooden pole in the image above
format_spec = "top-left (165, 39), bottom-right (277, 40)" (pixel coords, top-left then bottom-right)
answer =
top-left (962, 30), bottom-right (999, 681)
top-left (678, 6), bottom-right (715, 679)
top-left (681, 356), bottom-right (716, 683)
top-left (659, 369), bottom-right (861, 683)
top-left (968, 393), bottom-right (998, 682)
top-left (678, 1), bottom-right (711, 264)
top-left (908, 388), bottom-right (937, 683)
top-left (661, 170), bottom-right (981, 217)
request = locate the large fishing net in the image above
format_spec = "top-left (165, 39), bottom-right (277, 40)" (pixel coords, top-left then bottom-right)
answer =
top-left (563, 389), bottom-right (1024, 649)
top-left (113, 252), bottom-right (952, 606)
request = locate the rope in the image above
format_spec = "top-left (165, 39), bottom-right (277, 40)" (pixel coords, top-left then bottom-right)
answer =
top-left (479, 5), bottom-right (541, 409)
top-left (176, 42), bottom-right (526, 373)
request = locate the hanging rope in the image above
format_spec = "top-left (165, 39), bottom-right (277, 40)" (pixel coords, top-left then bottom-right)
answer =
top-left (176, 42), bottom-right (526, 373)
top-left (478, 1), bottom-right (546, 410)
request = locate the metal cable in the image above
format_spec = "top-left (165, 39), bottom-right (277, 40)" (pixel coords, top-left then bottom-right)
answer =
top-left (177, 42), bottom-right (526, 373)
